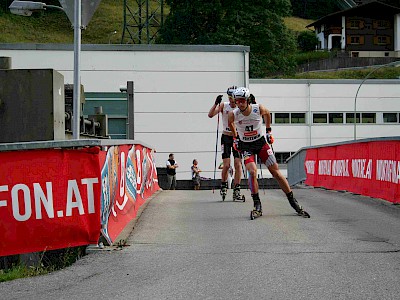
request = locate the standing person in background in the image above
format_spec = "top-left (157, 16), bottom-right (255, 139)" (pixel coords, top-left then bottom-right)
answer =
top-left (208, 86), bottom-right (244, 201)
top-left (166, 153), bottom-right (178, 190)
top-left (191, 159), bottom-right (202, 190)
top-left (228, 87), bottom-right (310, 218)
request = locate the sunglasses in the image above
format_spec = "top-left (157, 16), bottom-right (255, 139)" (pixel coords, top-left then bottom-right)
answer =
top-left (235, 98), bottom-right (247, 104)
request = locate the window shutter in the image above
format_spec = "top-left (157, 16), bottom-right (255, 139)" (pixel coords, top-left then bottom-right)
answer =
top-left (360, 36), bottom-right (365, 45)
top-left (347, 36), bottom-right (351, 44)
top-left (373, 36), bottom-right (378, 45)
top-left (372, 20), bottom-right (378, 29)
top-left (359, 20), bottom-right (365, 29)
top-left (387, 36), bottom-right (391, 44)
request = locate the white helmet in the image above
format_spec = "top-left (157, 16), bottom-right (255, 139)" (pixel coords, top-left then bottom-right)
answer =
top-left (226, 86), bottom-right (237, 97)
top-left (233, 87), bottom-right (250, 100)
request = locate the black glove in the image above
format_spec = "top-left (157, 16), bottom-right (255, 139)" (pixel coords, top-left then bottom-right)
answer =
top-left (215, 95), bottom-right (223, 106)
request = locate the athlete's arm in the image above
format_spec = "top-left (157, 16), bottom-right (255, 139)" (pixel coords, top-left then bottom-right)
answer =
top-left (259, 104), bottom-right (271, 129)
top-left (228, 111), bottom-right (237, 137)
top-left (208, 96), bottom-right (223, 118)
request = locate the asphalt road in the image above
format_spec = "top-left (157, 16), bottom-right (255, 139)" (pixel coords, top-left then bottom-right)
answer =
top-left (1, 186), bottom-right (400, 300)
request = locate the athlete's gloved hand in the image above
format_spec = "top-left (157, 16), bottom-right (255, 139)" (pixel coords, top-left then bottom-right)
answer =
top-left (266, 128), bottom-right (274, 144)
top-left (233, 136), bottom-right (240, 151)
top-left (266, 132), bottom-right (274, 144)
top-left (215, 95), bottom-right (223, 106)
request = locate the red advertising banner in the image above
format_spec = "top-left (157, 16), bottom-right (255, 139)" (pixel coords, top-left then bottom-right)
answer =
top-left (99, 144), bottom-right (159, 244)
top-left (0, 148), bottom-right (102, 257)
top-left (304, 141), bottom-right (400, 204)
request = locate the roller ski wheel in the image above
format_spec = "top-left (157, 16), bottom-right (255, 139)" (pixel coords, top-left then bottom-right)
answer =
top-left (297, 209), bottom-right (311, 218)
top-left (233, 192), bottom-right (245, 202)
top-left (250, 209), bottom-right (262, 220)
top-left (220, 188), bottom-right (227, 202)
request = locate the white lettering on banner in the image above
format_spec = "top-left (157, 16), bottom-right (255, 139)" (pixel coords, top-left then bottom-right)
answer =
top-left (332, 160), bottom-right (350, 177)
top-left (81, 178), bottom-right (98, 214)
top-left (0, 185), bottom-right (9, 207)
top-left (376, 160), bottom-right (400, 184)
top-left (318, 160), bottom-right (331, 175)
top-left (0, 178), bottom-right (99, 222)
top-left (352, 159), bottom-right (372, 179)
top-left (66, 180), bottom-right (85, 216)
top-left (12, 184), bottom-right (32, 222)
top-left (34, 182), bottom-right (54, 219)
top-left (305, 160), bottom-right (315, 174)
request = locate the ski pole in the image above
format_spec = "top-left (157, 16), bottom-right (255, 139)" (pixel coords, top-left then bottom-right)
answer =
top-left (258, 155), bottom-right (265, 195)
top-left (212, 105), bottom-right (220, 193)
top-left (240, 158), bottom-right (248, 190)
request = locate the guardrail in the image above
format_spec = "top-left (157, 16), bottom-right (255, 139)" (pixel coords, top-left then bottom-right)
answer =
top-left (287, 136), bottom-right (400, 204)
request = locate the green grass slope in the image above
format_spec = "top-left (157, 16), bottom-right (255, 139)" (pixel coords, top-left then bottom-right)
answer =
top-left (0, 0), bottom-right (124, 44)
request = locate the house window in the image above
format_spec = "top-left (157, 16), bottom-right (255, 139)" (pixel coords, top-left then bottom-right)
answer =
top-left (352, 52), bottom-right (359, 57)
top-left (362, 113), bottom-right (376, 123)
top-left (374, 36), bottom-right (390, 45)
top-left (385, 52), bottom-right (389, 57)
top-left (383, 113), bottom-right (398, 123)
top-left (374, 20), bottom-right (390, 29)
top-left (346, 113), bottom-right (360, 124)
top-left (329, 113), bottom-right (343, 124)
top-left (313, 113), bottom-right (327, 123)
top-left (291, 113), bottom-right (306, 124)
top-left (347, 35), bottom-right (365, 45)
top-left (350, 36), bottom-right (360, 44)
top-left (349, 20), bottom-right (360, 29)
top-left (275, 113), bottom-right (290, 124)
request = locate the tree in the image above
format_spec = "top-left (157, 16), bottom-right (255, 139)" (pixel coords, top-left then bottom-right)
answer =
top-left (297, 31), bottom-right (318, 52)
top-left (158, 0), bottom-right (296, 78)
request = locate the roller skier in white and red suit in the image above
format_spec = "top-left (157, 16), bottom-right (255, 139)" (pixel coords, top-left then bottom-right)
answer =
top-left (228, 87), bottom-right (310, 217)
top-left (208, 86), bottom-right (244, 201)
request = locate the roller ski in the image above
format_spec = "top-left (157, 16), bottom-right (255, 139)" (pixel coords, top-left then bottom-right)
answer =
top-left (287, 191), bottom-right (310, 218)
top-left (250, 194), bottom-right (262, 220)
top-left (232, 185), bottom-right (245, 202)
top-left (220, 182), bottom-right (228, 201)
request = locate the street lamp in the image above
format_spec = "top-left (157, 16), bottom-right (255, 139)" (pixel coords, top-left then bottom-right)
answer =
top-left (353, 60), bottom-right (400, 140)
top-left (9, 0), bottom-right (82, 140)
top-left (9, 1), bottom-right (63, 15)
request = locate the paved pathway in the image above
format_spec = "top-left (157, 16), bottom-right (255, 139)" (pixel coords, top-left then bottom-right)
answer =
top-left (1, 187), bottom-right (400, 299)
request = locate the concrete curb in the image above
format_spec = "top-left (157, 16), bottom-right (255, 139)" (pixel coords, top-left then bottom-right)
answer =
top-left (111, 189), bottom-right (164, 247)
top-left (86, 189), bottom-right (164, 253)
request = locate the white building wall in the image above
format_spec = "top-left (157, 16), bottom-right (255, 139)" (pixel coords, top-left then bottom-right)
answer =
top-left (316, 25), bottom-right (325, 50)
top-left (341, 16), bottom-right (346, 50)
top-left (1, 44), bottom-right (399, 180)
top-left (395, 14), bottom-right (400, 53)
top-left (250, 79), bottom-right (400, 154)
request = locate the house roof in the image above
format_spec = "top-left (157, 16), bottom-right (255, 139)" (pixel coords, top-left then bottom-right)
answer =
top-left (306, 1), bottom-right (400, 28)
